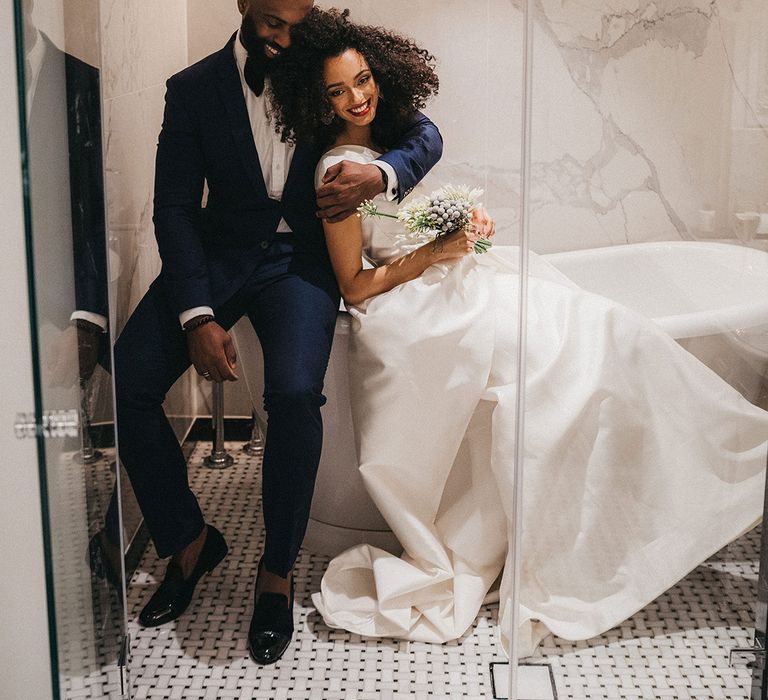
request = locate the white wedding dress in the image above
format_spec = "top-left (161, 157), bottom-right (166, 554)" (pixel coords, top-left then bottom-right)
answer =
top-left (310, 145), bottom-right (768, 658)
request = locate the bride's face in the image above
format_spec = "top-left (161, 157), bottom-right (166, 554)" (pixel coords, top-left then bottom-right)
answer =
top-left (323, 49), bottom-right (380, 127)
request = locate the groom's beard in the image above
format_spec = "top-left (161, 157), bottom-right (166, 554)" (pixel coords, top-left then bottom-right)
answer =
top-left (240, 13), bottom-right (284, 73)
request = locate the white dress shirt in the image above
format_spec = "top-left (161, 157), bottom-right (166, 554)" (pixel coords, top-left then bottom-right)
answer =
top-left (179, 31), bottom-right (399, 328)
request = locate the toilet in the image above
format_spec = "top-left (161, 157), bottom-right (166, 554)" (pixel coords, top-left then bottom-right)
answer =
top-left (231, 311), bottom-right (403, 558)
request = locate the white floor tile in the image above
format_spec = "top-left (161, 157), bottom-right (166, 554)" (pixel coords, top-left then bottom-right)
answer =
top-left (68, 441), bottom-right (761, 699)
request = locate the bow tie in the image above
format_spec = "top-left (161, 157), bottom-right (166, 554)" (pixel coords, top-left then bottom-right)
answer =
top-left (244, 54), bottom-right (267, 97)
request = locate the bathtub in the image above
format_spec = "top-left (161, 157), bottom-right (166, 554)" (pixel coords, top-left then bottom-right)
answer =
top-left (233, 240), bottom-right (768, 558)
top-left (543, 241), bottom-right (768, 404)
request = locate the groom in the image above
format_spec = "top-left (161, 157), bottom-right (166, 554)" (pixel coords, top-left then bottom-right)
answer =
top-left (112, 0), bottom-right (443, 665)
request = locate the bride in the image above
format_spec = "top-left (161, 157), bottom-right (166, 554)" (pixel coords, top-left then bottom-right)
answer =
top-left (269, 8), bottom-right (768, 657)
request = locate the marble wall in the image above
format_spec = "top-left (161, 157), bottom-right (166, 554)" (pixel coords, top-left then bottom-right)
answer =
top-left (30, 0), bottom-right (100, 66)
top-left (63, 0), bottom-right (101, 66)
top-left (726, 2), bottom-right (768, 222)
top-left (528, 0), bottom-right (768, 252)
top-left (187, 0), bottom-right (241, 64)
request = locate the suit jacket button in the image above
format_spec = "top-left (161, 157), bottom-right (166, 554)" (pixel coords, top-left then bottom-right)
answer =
top-left (260, 240), bottom-right (269, 249)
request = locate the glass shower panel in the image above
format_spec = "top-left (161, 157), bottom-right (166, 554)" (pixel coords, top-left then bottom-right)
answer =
top-left (14, 0), bottom-right (128, 696)
top-left (519, 0), bottom-right (768, 697)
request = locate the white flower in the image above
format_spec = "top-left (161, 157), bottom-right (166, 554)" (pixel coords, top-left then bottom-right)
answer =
top-left (357, 183), bottom-right (492, 254)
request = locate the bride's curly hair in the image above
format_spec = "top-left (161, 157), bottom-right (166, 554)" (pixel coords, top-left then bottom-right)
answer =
top-left (268, 7), bottom-right (439, 151)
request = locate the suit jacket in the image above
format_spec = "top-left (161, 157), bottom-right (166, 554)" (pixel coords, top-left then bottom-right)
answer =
top-left (66, 46), bottom-right (108, 321)
top-left (27, 34), bottom-right (108, 328)
top-left (153, 32), bottom-right (444, 316)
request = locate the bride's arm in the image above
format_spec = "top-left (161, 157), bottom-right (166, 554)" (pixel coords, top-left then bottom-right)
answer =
top-left (323, 215), bottom-right (476, 306)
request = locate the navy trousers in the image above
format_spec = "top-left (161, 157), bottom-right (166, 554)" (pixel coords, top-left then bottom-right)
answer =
top-left (112, 235), bottom-right (339, 577)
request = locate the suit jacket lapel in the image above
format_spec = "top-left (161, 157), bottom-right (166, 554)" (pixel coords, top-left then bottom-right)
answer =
top-left (214, 33), bottom-right (267, 198)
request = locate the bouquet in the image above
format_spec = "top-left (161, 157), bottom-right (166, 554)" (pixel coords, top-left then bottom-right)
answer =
top-left (357, 184), bottom-right (493, 254)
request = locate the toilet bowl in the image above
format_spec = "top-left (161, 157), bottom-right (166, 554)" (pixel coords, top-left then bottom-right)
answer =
top-left (230, 311), bottom-right (403, 558)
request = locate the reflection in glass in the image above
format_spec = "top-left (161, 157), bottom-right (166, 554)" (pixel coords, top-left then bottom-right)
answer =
top-left (17, 0), bottom-right (126, 696)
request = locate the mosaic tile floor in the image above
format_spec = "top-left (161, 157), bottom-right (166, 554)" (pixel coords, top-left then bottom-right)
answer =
top-left (531, 526), bottom-right (761, 699)
top-left (56, 444), bottom-right (125, 700)
top-left (106, 441), bottom-right (761, 698)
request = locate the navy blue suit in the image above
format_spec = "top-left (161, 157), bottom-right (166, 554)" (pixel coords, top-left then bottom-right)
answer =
top-left (113, 32), bottom-right (443, 575)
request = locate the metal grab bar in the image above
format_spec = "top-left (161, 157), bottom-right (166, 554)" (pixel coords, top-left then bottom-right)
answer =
top-left (203, 381), bottom-right (234, 469)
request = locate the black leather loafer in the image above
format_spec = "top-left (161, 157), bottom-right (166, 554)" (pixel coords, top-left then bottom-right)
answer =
top-left (138, 524), bottom-right (227, 627)
top-left (248, 558), bottom-right (295, 665)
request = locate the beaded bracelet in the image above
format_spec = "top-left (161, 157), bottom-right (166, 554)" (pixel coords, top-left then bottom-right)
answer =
top-left (184, 315), bottom-right (216, 332)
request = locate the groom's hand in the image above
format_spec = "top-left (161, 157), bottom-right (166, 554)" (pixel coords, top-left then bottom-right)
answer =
top-left (186, 321), bottom-right (238, 383)
top-left (316, 161), bottom-right (385, 223)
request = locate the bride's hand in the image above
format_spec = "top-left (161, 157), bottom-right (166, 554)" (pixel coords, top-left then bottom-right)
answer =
top-left (430, 226), bottom-right (478, 261)
top-left (471, 206), bottom-right (496, 239)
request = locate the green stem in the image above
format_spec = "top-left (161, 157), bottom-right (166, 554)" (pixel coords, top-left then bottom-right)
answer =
top-left (473, 238), bottom-right (493, 254)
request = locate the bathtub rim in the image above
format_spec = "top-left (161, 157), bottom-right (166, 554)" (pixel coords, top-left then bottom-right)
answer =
top-left (543, 241), bottom-right (768, 340)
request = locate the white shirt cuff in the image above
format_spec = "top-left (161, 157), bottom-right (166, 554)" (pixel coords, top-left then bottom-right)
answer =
top-left (372, 160), bottom-right (399, 201)
top-left (179, 306), bottom-right (214, 329)
top-left (70, 311), bottom-right (108, 332)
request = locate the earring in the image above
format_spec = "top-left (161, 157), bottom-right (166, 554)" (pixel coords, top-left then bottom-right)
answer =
top-left (378, 87), bottom-right (385, 101)
top-left (321, 110), bottom-right (335, 125)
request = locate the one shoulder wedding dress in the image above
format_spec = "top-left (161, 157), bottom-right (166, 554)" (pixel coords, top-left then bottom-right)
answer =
top-left (310, 144), bottom-right (768, 657)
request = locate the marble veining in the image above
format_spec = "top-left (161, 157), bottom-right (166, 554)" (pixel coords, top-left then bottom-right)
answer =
top-left (522, 0), bottom-right (768, 251)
